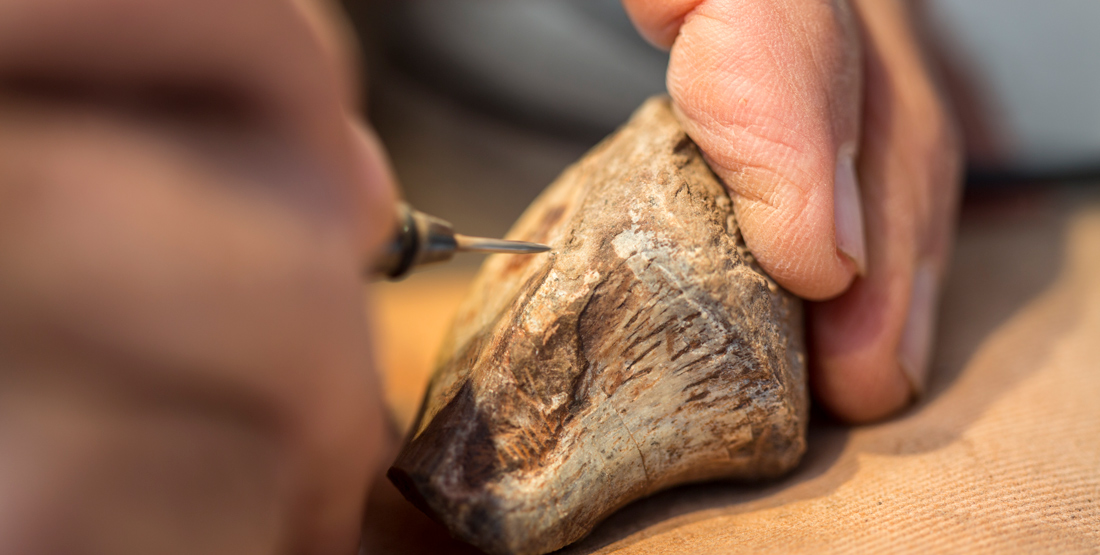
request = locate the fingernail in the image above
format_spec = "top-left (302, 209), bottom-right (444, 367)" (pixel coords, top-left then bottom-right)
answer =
top-left (898, 261), bottom-right (939, 396)
top-left (834, 142), bottom-right (867, 275)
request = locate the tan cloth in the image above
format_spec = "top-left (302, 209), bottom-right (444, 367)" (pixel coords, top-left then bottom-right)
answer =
top-left (364, 189), bottom-right (1100, 554)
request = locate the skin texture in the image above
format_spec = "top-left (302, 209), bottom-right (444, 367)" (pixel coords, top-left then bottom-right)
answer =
top-left (623, 0), bottom-right (962, 421)
top-left (0, 0), bottom-right (960, 552)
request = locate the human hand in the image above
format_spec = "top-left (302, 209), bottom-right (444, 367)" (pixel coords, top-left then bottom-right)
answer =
top-left (623, 0), bottom-right (963, 422)
top-left (0, 1), bottom-right (395, 553)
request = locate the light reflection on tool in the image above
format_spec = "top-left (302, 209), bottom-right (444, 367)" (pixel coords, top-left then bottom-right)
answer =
top-left (374, 203), bottom-right (551, 280)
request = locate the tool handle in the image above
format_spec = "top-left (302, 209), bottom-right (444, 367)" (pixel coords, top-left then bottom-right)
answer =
top-left (372, 203), bottom-right (457, 280)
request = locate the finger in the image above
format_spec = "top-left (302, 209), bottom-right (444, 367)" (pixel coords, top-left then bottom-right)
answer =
top-left (283, 0), bottom-right (400, 266)
top-left (348, 119), bottom-right (398, 264)
top-left (0, 1), bottom-right (331, 116)
top-left (630, 0), bottom-right (867, 300)
top-left (0, 0), bottom-right (398, 273)
top-left (622, 0), bottom-right (703, 48)
top-left (290, 0), bottom-right (365, 109)
top-left (0, 0), bottom-right (359, 196)
top-left (808, 0), bottom-right (963, 422)
top-left (288, 0), bottom-right (399, 266)
top-left (0, 96), bottom-right (395, 555)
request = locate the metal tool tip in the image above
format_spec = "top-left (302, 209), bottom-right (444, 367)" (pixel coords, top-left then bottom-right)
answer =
top-left (455, 234), bottom-right (551, 254)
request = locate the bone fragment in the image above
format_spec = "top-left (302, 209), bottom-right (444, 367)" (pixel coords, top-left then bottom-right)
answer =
top-left (388, 97), bottom-right (808, 555)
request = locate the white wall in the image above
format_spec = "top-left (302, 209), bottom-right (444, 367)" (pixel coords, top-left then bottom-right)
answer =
top-left (925, 0), bottom-right (1100, 169)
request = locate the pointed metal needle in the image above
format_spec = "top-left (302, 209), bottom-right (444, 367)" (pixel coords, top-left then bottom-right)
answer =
top-left (455, 234), bottom-right (551, 254)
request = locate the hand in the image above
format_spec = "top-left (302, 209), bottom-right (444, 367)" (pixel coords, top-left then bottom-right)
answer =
top-left (0, 1), bottom-right (395, 553)
top-left (623, 0), bottom-right (963, 422)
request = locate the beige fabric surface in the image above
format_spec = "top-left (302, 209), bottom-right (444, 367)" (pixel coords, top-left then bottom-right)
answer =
top-left (363, 188), bottom-right (1100, 554)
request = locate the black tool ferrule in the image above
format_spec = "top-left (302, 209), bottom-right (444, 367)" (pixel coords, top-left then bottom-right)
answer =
top-left (388, 205), bottom-right (421, 279)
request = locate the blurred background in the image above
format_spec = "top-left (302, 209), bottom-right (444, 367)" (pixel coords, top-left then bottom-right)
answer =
top-left (342, 0), bottom-right (1100, 260)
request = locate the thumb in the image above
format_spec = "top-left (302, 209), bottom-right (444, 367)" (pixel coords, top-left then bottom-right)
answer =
top-left (627, 0), bottom-right (866, 300)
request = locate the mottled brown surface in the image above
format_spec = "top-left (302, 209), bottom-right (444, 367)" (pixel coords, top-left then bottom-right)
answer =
top-left (387, 98), bottom-right (808, 555)
top-left (368, 188), bottom-right (1100, 555)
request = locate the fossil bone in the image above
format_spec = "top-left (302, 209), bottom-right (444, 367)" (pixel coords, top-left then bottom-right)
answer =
top-left (388, 97), bottom-right (808, 555)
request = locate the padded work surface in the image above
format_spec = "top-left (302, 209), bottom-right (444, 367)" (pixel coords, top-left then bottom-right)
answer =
top-left (363, 188), bottom-right (1100, 554)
